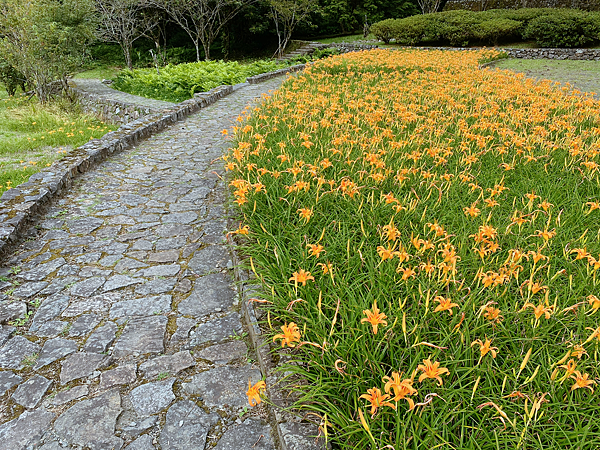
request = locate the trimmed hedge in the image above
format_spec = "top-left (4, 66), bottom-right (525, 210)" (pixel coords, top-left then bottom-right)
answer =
top-left (371, 8), bottom-right (600, 48)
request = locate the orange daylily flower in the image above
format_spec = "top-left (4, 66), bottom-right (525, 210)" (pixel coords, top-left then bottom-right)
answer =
top-left (289, 269), bottom-right (314, 286)
top-left (247, 379), bottom-right (266, 406)
top-left (471, 338), bottom-right (498, 359)
top-left (361, 301), bottom-right (388, 335)
top-left (273, 322), bottom-right (301, 348)
top-left (433, 296), bottom-right (459, 315)
top-left (417, 358), bottom-right (449, 386)
top-left (383, 372), bottom-right (417, 409)
top-left (307, 244), bottom-right (325, 258)
top-left (360, 387), bottom-right (396, 415)
top-left (523, 301), bottom-right (554, 321)
top-left (570, 371), bottom-right (596, 393)
top-left (297, 208), bottom-right (313, 223)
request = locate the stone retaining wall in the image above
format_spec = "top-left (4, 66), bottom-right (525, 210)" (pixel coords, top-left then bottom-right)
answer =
top-left (69, 86), bottom-right (163, 125)
top-left (504, 47), bottom-right (600, 60)
top-left (411, 45), bottom-right (600, 60)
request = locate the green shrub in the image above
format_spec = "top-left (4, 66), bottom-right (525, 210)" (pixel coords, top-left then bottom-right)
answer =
top-left (371, 19), bottom-right (399, 44)
top-left (477, 18), bottom-right (522, 45)
top-left (523, 9), bottom-right (600, 48)
top-left (370, 8), bottom-right (600, 48)
top-left (112, 59), bottom-right (286, 102)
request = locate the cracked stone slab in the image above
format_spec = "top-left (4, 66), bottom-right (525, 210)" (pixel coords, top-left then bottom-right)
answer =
top-left (0, 371), bottom-right (22, 396)
top-left (139, 351), bottom-right (194, 379)
top-left (197, 341), bottom-right (247, 364)
top-left (12, 374), bottom-right (52, 409)
top-left (0, 301), bottom-right (26, 325)
top-left (99, 364), bottom-right (137, 390)
top-left (178, 273), bottom-right (235, 317)
top-left (147, 250), bottom-right (179, 263)
top-left (0, 325), bottom-right (14, 346)
top-left (50, 384), bottom-right (89, 406)
top-left (31, 294), bottom-right (69, 329)
top-left (0, 335), bottom-right (41, 369)
top-left (120, 415), bottom-right (159, 439)
top-left (278, 422), bottom-right (328, 450)
top-left (214, 419), bottom-right (274, 450)
top-left (53, 389), bottom-right (123, 450)
top-left (70, 277), bottom-right (105, 297)
top-left (34, 337), bottom-right (78, 370)
top-left (188, 245), bottom-right (230, 275)
top-left (124, 434), bottom-right (154, 450)
top-left (134, 264), bottom-right (180, 278)
top-left (134, 278), bottom-right (176, 295)
top-left (0, 408), bottom-right (55, 450)
top-left (68, 313), bottom-right (102, 337)
top-left (112, 315), bottom-right (167, 357)
top-left (159, 400), bottom-right (219, 450)
top-left (103, 275), bottom-right (142, 292)
top-left (12, 282), bottom-right (48, 299)
top-left (109, 295), bottom-right (171, 318)
top-left (83, 321), bottom-right (118, 353)
top-left (181, 365), bottom-right (262, 409)
top-left (188, 312), bottom-right (243, 347)
top-left (36, 320), bottom-right (68, 338)
top-left (170, 317), bottom-right (196, 343)
top-left (61, 292), bottom-right (118, 317)
top-left (19, 257), bottom-right (65, 281)
top-left (60, 352), bottom-right (106, 384)
top-left (129, 378), bottom-right (175, 417)
top-left (67, 217), bottom-right (104, 234)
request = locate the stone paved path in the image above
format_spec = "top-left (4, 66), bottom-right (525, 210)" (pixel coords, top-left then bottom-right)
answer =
top-left (72, 79), bottom-right (177, 110)
top-left (0, 78), bottom-right (284, 450)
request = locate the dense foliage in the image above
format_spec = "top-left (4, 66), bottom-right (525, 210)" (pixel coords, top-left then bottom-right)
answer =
top-left (226, 49), bottom-right (600, 449)
top-left (371, 8), bottom-right (600, 47)
top-left (112, 59), bottom-right (287, 102)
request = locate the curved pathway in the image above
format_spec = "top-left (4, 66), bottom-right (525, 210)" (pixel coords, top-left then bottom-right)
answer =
top-left (0, 78), bottom-right (283, 450)
top-left (71, 79), bottom-right (177, 111)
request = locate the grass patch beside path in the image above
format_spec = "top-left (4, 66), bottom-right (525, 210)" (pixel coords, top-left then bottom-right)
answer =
top-left (227, 49), bottom-right (600, 449)
top-left (493, 58), bottom-right (600, 97)
top-left (0, 91), bottom-right (114, 194)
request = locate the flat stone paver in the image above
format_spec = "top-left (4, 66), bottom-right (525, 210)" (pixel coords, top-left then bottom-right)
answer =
top-left (0, 79), bottom-right (282, 448)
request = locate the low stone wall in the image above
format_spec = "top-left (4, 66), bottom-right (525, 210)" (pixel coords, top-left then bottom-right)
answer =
top-left (410, 45), bottom-right (600, 60)
top-left (0, 84), bottom-right (233, 257)
top-left (504, 47), bottom-right (600, 60)
top-left (329, 42), bottom-right (379, 52)
top-left (247, 64), bottom-right (306, 84)
top-left (70, 87), bottom-right (162, 125)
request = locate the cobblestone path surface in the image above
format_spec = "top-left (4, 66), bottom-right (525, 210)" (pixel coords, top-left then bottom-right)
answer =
top-left (0, 78), bottom-right (284, 450)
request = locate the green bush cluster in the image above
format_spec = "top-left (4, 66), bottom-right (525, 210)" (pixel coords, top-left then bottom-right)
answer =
top-left (371, 8), bottom-right (600, 47)
top-left (112, 59), bottom-right (286, 103)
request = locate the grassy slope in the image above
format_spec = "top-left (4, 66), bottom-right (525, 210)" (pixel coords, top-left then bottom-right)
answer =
top-left (0, 89), bottom-right (114, 193)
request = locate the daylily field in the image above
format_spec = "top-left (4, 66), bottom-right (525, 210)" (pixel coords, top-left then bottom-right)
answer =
top-left (227, 49), bottom-right (600, 449)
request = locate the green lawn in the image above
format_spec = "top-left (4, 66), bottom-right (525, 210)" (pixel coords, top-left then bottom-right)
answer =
top-left (0, 89), bottom-right (114, 194)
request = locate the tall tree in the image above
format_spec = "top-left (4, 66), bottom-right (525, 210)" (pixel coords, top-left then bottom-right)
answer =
top-left (0, 0), bottom-right (95, 102)
top-left (95, 0), bottom-right (159, 69)
top-left (153, 0), bottom-right (256, 61)
top-left (270, 0), bottom-right (317, 58)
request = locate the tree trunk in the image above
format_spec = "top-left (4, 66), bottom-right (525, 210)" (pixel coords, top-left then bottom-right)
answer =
top-left (122, 44), bottom-right (133, 70)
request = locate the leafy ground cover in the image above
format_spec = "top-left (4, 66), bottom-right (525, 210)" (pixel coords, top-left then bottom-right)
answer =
top-left (112, 59), bottom-right (288, 103)
top-left (0, 91), bottom-right (113, 194)
top-left (227, 49), bottom-right (600, 449)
